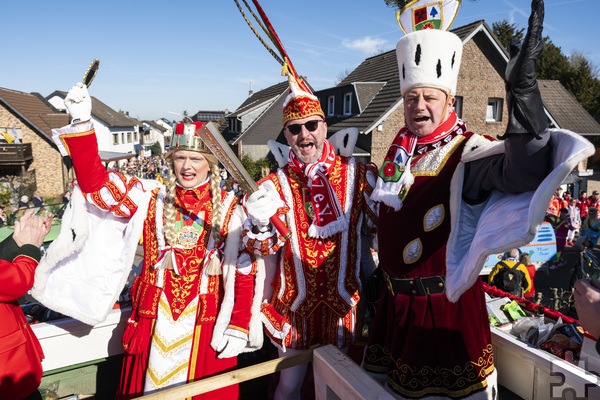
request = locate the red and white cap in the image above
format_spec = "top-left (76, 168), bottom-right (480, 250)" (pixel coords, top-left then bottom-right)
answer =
top-left (281, 61), bottom-right (325, 126)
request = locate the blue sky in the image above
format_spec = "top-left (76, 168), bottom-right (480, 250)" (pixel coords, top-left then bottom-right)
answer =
top-left (1, 0), bottom-right (597, 121)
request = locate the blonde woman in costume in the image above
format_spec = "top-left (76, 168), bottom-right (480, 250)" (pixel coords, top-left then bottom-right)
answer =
top-left (35, 83), bottom-right (264, 399)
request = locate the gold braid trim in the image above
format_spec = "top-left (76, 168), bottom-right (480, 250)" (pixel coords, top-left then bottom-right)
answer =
top-left (388, 344), bottom-right (495, 398)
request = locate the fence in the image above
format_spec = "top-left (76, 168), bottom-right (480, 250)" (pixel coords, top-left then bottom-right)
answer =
top-left (133, 345), bottom-right (392, 400)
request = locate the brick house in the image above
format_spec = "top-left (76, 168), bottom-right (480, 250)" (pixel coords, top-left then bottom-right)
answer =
top-left (223, 20), bottom-right (525, 167)
top-left (0, 88), bottom-right (69, 200)
top-left (317, 20), bottom-right (599, 175)
top-left (221, 19), bottom-right (597, 194)
top-left (317, 20), bottom-right (515, 167)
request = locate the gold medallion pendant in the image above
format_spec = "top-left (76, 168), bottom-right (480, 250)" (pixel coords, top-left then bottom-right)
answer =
top-left (177, 225), bottom-right (200, 250)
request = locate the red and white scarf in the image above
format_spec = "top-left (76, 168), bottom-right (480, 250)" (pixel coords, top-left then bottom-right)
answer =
top-left (288, 140), bottom-right (347, 238)
top-left (372, 111), bottom-right (463, 210)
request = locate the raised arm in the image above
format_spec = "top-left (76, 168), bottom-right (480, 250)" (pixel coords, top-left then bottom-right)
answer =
top-left (462, 0), bottom-right (550, 203)
top-left (53, 83), bottom-right (149, 218)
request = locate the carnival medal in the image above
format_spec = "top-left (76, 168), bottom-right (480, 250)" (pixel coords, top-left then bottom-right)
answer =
top-left (176, 209), bottom-right (205, 250)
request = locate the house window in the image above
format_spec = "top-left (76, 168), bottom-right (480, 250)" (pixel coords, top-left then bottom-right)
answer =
top-left (343, 92), bottom-right (352, 115)
top-left (486, 98), bottom-right (503, 122)
top-left (127, 132), bottom-right (132, 143)
top-left (113, 133), bottom-right (119, 145)
top-left (134, 132), bottom-right (138, 142)
top-left (229, 119), bottom-right (239, 133)
top-left (454, 96), bottom-right (463, 119)
top-left (121, 132), bottom-right (125, 143)
top-left (327, 95), bottom-right (335, 117)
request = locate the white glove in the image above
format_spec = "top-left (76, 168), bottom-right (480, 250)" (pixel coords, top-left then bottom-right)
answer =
top-left (64, 82), bottom-right (92, 124)
top-left (245, 187), bottom-right (284, 227)
top-left (214, 333), bottom-right (247, 359)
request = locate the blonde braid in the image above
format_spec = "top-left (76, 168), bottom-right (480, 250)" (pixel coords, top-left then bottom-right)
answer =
top-left (161, 170), bottom-right (178, 271)
top-left (210, 163), bottom-right (223, 243)
top-left (206, 163), bottom-right (223, 276)
top-left (163, 170), bottom-right (178, 246)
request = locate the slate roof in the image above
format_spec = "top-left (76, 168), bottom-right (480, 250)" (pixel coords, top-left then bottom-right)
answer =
top-left (228, 81), bottom-right (288, 119)
top-left (48, 90), bottom-right (138, 128)
top-left (538, 80), bottom-right (600, 136)
top-left (227, 81), bottom-right (290, 144)
top-left (328, 50), bottom-right (400, 135)
top-left (0, 87), bottom-right (69, 144)
top-left (354, 82), bottom-right (387, 113)
top-left (142, 120), bottom-right (166, 132)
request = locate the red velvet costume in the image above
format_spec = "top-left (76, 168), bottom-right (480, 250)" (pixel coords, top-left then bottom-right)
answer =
top-left (0, 239), bottom-right (45, 400)
top-left (245, 153), bottom-right (377, 350)
top-left (364, 122), bottom-right (496, 398)
top-left (56, 125), bottom-right (256, 399)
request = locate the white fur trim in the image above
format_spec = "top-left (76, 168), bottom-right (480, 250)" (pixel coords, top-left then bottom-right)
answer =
top-left (307, 217), bottom-right (348, 238)
top-left (445, 129), bottom-right (595, 302)
top-left (264, 175), bottom-right (305, 309)
top-left (339, 158), bottom-right (359, 305)
top-left (259, 300), bottom-right (292, 353)
top-left (246, 255), bottom-right (265, 350)
top-left (396, 29), bottom-right (463, 96)
top-left (32, 180), bottom-right (158, 326)
top-left (328, 127), bottom-right (358, 158)
top-left (211, 194), bottom-right (243, 347)
top-left (211, 193), bottom-right (265, 353)
top-left (371, 187), bottom-right (403, 211)
top-left (268, 140), bottom-right (290, 168)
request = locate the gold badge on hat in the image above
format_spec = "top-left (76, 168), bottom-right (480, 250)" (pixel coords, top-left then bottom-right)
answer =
top-left (391, 0), bottom-right (461, 34)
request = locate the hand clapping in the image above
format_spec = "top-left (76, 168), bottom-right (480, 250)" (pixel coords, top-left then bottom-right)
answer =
top-left (13, 209), bottom-right (52, 248)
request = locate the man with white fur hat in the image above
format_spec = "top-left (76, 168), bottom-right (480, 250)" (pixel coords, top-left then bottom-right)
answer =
top-left (363, 0), bottom-right (594, 398)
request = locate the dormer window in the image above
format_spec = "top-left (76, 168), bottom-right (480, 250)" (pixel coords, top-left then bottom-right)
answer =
top-left (343, 92), bottom-right (352, 115)
top-left (327, 95), bottom-right (335, 117)
top-left (229, 118), bottom-right (241, 133)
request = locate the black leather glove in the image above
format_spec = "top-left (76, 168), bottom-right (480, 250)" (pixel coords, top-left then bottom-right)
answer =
top-left (502, 0), bottom-right (549, 139)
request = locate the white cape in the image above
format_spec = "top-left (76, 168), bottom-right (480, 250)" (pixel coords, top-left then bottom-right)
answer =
top-left (31, 183), bottom-right (156, 326)
top-left (446, 129), bottom-right (595, 302)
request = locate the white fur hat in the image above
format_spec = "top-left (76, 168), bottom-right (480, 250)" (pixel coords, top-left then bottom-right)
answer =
top-left (396, 29), bottom-right (463, 96)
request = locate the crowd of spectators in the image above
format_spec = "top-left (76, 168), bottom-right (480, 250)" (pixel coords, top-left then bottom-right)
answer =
top-left (113, 154), bottom-right (170, 182)
top-left (546, 188), bottom-right (600, 248)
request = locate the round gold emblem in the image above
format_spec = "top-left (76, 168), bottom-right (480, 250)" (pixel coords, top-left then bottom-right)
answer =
top-left (177, 225), bottom-right (200, 250)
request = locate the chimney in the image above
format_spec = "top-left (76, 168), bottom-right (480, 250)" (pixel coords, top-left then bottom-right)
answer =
top-left (249, 80), bottom-right (254, 97)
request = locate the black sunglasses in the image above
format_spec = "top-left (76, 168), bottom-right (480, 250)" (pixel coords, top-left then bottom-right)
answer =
top-left (285, 120), bottom-right (322, 135)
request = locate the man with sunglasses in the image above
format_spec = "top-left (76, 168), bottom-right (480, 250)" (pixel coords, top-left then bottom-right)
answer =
top-left (243, 74), bottom-right (378, 399)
